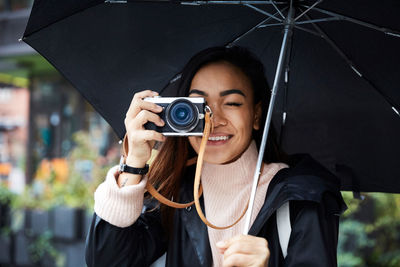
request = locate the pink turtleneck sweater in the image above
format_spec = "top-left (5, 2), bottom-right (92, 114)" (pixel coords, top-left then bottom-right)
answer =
top-left (94, 141), bottom-right (288, 266)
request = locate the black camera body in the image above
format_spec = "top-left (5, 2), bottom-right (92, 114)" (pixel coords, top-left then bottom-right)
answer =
top-left (144, 97), bottom-right (205, 136)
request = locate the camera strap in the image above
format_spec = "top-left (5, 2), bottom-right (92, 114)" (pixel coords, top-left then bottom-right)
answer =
top-left (122, 135), bottom-right (202, 209)
top-left (122, 109), bottom-right (248, 229)
top-left (193, 109), bottom-right (249, 229)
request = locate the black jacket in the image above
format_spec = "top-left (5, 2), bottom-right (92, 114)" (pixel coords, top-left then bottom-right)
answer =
top-left (85, 154), bottom-right (346, 267)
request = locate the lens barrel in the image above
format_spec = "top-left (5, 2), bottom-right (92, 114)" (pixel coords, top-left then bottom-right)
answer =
top-left (166, 99), bottom-right (199, 132)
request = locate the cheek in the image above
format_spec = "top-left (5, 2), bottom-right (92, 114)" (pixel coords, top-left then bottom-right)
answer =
top-left (238, 111), bottom-right (255, 136)
top-left (188, 136), bottom-right (200, 152)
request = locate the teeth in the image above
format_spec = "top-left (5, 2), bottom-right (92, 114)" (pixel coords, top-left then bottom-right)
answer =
top-left (208, 136), bottom-right (230, 141)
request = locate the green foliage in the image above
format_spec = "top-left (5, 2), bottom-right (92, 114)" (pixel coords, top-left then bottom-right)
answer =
top-left (0, 183), bottom-right (16, 205)
top-left (0, 130), bottom-right (118, 267)
top-left (59, 130), bottom-right (113, 210)
top-left (337, 219), bottom-right (374, 267)
top-left (10, 130), bottom-right (117, 212)
top-left (338, 192), bottom-right (400, 267)
top-left (28, 230), bottom-right (66, 267)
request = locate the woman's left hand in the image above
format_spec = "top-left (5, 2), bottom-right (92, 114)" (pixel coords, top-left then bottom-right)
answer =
top-left (216, 235), bottom-right (270, 267)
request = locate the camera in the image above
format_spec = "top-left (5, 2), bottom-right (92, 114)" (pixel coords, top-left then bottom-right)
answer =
top-left (143, 97), bottom-right (206, 136)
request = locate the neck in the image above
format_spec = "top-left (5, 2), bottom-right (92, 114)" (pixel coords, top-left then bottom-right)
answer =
top-left (201, 141), bottom-right (258, 189)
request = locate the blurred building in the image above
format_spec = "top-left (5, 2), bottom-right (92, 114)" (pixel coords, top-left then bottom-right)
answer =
top-left (0, 0), bottom-right (116, 186)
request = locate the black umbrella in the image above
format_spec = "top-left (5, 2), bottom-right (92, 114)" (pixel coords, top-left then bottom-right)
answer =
top-left (22, 0), bottom-right (400, 200)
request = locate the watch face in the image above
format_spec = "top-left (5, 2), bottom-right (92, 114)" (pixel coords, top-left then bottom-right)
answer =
top-left (118, 155), bottom-right (125, 173)
top-left (119, 163), bottom-right (125, 173)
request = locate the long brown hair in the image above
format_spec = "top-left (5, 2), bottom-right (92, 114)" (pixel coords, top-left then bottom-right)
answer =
top-left (146, 46), bottom-right (287, 229)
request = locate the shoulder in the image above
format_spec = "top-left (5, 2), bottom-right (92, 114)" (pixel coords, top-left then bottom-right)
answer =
top-left (271, 153), bottom-right (341, 194)
top-left (259, 162), bottom-right (289, 184)
top-left (268, 154), bottom-right (347, 215)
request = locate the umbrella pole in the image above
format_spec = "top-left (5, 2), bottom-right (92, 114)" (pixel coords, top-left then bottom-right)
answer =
top-left (243, 1), bottom-right (295, 234)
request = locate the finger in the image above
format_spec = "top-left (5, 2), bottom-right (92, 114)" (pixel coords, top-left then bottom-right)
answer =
top-left (219, 235), bottom-right (268, 249)
top-left (132, 130), bottom-right (166, 143)
top-left (222, 241), bottom-right (253, 260)
top-left (127, 98), bottom-right (163, 119)
top-left (127, 90), bottom-right (159, 117)
top-left (219, 236), bottom-right (269, 259)
top-left (223, 241), bottom-right (269, 262)
top-left (217, 235), bottom-right (247, 250)
top-left (128, 110), bottom-right (165, 129)
top-left (223, 253), bottom-right (253, 267)
top-left (134, 90), bottom-right (159, 100)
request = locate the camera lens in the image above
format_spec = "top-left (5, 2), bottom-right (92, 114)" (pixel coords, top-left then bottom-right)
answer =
top-left (166, 99), bottom-right (199, 132)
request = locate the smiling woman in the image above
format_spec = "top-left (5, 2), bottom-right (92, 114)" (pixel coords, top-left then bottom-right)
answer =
top-left (188, 61), bottom-right (261, 164)
top-left (85, 46), bottom-right (346, 267)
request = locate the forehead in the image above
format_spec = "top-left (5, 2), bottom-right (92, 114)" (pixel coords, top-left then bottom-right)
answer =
top-left (190, 61), bottom-right (254, 97)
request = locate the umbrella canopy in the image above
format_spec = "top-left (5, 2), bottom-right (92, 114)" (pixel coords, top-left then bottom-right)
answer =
top-left (23, 0), bottom-right (400, 193)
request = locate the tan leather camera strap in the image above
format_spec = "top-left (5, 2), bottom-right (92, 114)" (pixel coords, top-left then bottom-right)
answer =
top-left (122, 108), bottom-right (248, 229)
top-left (193, 110), bottom-right (249, 229)
top-left (122, 135), bottom-right (202, 209)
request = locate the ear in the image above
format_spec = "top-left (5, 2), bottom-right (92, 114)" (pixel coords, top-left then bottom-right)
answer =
top-left (253, 101), bottom-right (262, 131)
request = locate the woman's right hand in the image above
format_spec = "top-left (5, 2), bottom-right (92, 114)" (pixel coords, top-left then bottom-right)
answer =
top-left (124, 90), bottom-right (166, 168)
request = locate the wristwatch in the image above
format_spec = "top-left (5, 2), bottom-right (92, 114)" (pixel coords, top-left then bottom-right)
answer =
top-left (118, 156), bottom-right (149, 175)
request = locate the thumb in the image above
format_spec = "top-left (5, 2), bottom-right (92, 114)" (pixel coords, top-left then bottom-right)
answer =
top-left (216, 240), bottom-right (228, 249)
top-left (216, 234), bottom-right (245, 252)
top-left (216, 240), bottom-right (228, 254)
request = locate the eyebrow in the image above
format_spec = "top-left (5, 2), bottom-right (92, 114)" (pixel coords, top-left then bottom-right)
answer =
top-left (189, 89), bottom-right (246, 97)
top-left (220, 89), bottom-right (246, 97)
top-left (188, 89), bottom-right (208, 96)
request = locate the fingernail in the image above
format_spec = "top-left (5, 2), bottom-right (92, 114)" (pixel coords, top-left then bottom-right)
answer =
top-left (157, 105), bottom-right (163, 111)
top-left (216, 241), bottom-right (226, 248)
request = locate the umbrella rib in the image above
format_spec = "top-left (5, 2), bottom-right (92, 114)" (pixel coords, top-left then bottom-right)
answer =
top-left (23, 1), bottom-right (104, 38)
top-left (244, 4), bottom-right (284, 22)
top-left (258, 22), bottom-right (286, 28)
top-left (270, 1), bottom-right (285, 19)
top-left (104, 0), bottom-right (127, 3)
top-left (226, 8), bottom-right (287, 47)
top-left (294, 25), bottom-right (322, 38)
top-left (180, 1), bottom-right (283, 5)
top-left (301, 5), bottom-right (400, 37)
top-left (294, 17), bottom-right (341, 25)
top-left (293, 0), bottom-right (323, 22)
top-left (302, 11), bottom-right (400, 116)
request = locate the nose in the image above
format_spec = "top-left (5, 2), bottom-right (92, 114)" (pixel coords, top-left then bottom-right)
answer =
top-left (210, 106), bottom-right (227, 127)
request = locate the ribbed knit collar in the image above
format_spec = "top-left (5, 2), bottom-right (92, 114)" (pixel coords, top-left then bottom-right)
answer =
top-left (201, 140), bottom-right (258, 189)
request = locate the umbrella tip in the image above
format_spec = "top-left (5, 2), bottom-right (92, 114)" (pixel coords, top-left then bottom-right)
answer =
top-left (386, 31), bottom-right (400, 38)
top-left (352, 191), bottom-right (365, 200)
top-left (18, 38), bottom-right (23, 42)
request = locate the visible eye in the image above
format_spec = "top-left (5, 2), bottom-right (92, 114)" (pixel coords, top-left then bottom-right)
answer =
top-left (226, 102), bottom-right (243, 107)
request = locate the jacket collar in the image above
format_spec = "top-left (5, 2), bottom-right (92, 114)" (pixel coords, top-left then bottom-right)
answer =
top-left (249, 154), bottom-right (346, 235)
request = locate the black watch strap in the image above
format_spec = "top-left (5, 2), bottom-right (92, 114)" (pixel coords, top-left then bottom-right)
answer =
top-left (119, 157), bottom-right (149, 175)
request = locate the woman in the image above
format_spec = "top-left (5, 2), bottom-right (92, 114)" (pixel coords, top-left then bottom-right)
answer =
top-left (85, 46), bottom-right (346, 267)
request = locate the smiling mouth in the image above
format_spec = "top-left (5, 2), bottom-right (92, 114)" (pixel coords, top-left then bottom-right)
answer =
top-left (207, 135), bottom-right (231, 141)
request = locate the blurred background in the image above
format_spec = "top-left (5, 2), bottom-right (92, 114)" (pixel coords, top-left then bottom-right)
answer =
top-left (0, 1), bottom-right (399, 266)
